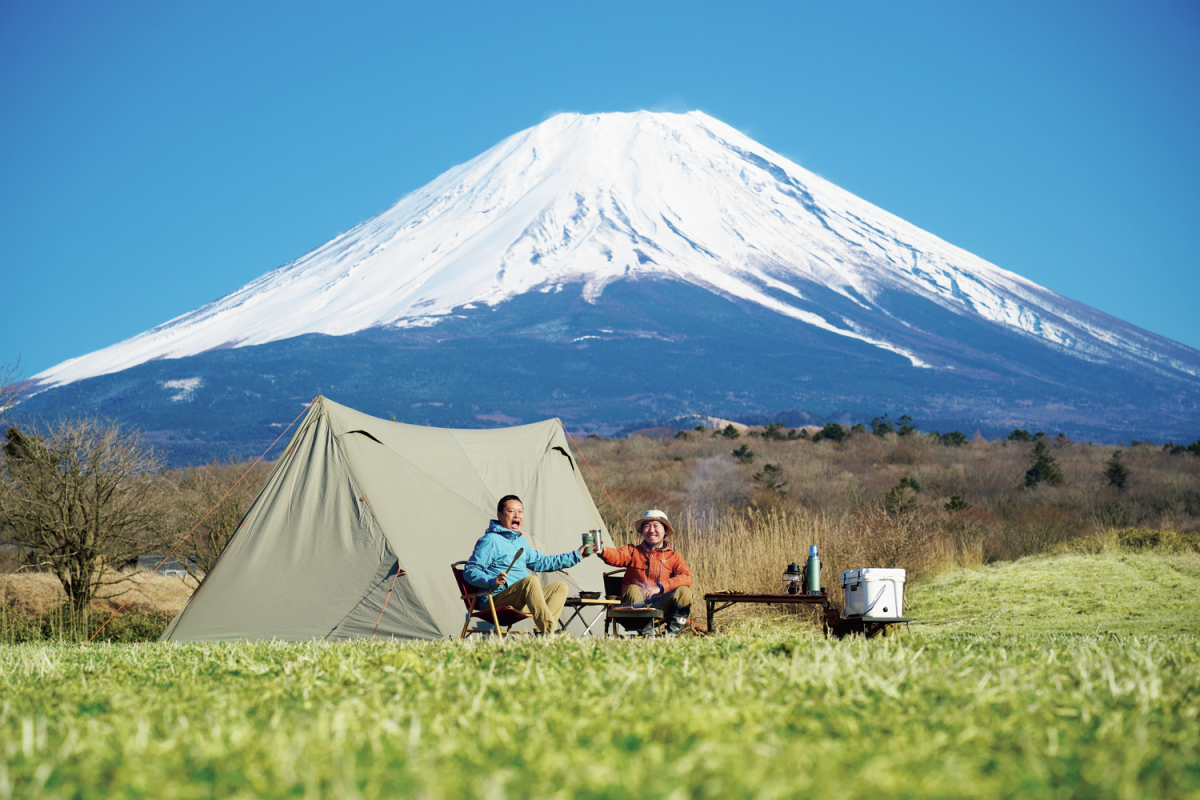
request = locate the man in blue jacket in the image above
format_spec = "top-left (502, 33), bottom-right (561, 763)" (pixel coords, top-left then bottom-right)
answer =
top-left (464, 494), bottom-right (591, 635)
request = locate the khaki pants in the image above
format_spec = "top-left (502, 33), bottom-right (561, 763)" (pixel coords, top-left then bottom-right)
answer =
top-left (490, 576), bottom-right (568, 634)
top-left (621, 585), bottom-right (693, 619)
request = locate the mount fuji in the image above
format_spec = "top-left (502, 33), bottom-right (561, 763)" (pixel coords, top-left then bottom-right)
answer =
top-left (16, 111), bottom-right (1200, 463)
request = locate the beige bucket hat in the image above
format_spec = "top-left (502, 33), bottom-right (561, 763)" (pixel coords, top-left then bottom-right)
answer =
top-left (634, 509), bottom-right (675, 536)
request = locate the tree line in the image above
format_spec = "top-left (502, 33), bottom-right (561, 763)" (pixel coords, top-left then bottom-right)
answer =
top-left (673, 412), bottom-right (1200, 510)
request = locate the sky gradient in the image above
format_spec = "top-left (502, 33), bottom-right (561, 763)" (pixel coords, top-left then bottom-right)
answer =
top-left (2, 0), bottom-right (1198, 378)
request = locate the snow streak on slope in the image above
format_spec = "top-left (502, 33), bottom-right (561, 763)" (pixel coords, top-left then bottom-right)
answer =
top-left (32, 111), bottom-right (1197, 389)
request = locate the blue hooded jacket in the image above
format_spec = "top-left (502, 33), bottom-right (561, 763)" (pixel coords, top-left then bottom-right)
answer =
top-left (463, 521), bottom-right (581, 589)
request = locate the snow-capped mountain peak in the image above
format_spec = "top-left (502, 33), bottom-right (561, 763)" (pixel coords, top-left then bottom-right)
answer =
top-left (32, 110), bottom-right (1196, 389)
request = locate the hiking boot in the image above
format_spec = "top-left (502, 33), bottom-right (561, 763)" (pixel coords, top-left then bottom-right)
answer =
top-left (667, 613), bottom-right (689, 635)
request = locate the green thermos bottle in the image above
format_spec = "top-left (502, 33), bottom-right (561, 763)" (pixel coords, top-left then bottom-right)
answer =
top-left (805, 545), bottom-right (821, 594)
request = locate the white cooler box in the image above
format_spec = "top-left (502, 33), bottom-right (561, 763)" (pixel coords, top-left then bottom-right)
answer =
top-left (841, 568), bottom-right (906, 618)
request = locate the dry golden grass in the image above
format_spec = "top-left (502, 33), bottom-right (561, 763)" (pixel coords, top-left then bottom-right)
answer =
top-left (0, 569), bottom-right (197, 617)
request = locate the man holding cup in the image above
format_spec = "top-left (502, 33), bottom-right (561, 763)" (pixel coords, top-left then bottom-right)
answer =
top-left (596, 509), bottom-right (693, 634)
top-left (464, 494), bottom-right (592, 635)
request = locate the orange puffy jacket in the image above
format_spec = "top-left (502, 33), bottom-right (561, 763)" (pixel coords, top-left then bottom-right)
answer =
top-left (600, 541), bottom-right (692, 594)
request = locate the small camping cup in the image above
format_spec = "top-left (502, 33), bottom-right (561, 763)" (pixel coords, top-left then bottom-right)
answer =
top-left (582, 531), bottom-right (594, 548)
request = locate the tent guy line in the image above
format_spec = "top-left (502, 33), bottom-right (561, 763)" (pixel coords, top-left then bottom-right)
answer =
top-left (561, 422), bottom-right (630, 534)
top-left (370, 567), bottom-right (407, 639)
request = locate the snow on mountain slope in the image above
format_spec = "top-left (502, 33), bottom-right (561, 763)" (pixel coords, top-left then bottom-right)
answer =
top-left (31, 110), bottom-right (1197, 390)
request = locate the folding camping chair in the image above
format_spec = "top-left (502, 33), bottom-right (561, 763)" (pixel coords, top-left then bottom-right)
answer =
top-left (602, 568), bottom-right (663, 637)
top-left (451, 561), bottom-right (532, 638)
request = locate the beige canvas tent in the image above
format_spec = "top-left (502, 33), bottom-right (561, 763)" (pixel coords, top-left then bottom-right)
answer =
top-left (161, 396), bottom-right (608, 641)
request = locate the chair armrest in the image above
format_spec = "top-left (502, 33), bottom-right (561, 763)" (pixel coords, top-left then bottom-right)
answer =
top-left (460, 587), bottom-right (496, 614)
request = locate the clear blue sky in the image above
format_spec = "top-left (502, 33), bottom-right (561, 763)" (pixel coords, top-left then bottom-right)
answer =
top-left (3, 0), bottom-right (1198, 378)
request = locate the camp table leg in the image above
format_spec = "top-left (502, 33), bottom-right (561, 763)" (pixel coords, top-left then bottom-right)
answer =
top-left (579, 606), bottom-right (609, 637)
top-left (558, 606), bottom-right (584, 633)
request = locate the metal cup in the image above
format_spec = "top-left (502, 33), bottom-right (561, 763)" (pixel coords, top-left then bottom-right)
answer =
top-left (582, 531), bottom-right (594, 548)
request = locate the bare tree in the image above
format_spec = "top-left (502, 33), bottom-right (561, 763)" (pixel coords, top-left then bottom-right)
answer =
top-left (0, 417), bottom-right (168, 612)
top-left (0, 359), bottom-right (24, 418)
top-left (167, 459), bottom-right (270, 580)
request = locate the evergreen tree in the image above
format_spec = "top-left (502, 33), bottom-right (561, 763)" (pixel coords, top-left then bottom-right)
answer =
top-left (944, 495), bottom-right (972, 512)
top-left (1104, 449), bottom-right (1132, 489)
top-left (871, 415), bottom-right (895, 437)
top-left (940, 431), bottom-right (968, 447)
top-left (1024, 440), bottom-right (1064, 487)
top-left (753, 463), bottom-right (787, 493)
top-left (812, 423), bottom-right (849, 444)
top-left (761, 422), bottom-right (787, 441)
top-left (1008, 428), bottom-right (1034, 442)
top-left (731, 443), bottom-right (754, 464)
top-left (721, 424), bottom-right (741, 440)
top-left (885, 476), bottom-right (921, 514)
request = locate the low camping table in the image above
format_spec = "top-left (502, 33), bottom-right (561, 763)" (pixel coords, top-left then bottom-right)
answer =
top-left (604, 606), bottom-right (663, 637)
top-left (559, 597), bottom-right (619, 637)
top-left (705, 592), bottom-right (841, 637)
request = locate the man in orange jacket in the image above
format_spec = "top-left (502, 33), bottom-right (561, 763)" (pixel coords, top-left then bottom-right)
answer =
top-left (597, 509), bottom-right (693, 634)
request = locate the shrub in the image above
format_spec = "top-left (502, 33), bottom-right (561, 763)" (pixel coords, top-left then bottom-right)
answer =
top-left (0, 606), bottom-right (43, 643)
top-left (1115, 527), bottom-right (1200, 553)
top-left (849, 506), bottom-right (941, 578)
top-left (983, 505), bottom-right (1090, 562)
top-left (0, 603), bottom-right (173, 644)
top-left (731, 444), bottom-right (754, 464)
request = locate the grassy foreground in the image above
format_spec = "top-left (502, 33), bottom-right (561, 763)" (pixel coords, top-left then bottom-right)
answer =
top-left (3, 552), bottom-right (1199, 800)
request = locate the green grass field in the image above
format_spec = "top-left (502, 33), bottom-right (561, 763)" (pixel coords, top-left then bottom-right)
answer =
top-left (3, 550), bottom-right (1199, 799)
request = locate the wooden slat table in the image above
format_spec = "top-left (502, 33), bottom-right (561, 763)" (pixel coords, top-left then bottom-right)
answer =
top-left (705, 592), bottom-right (841, 636)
